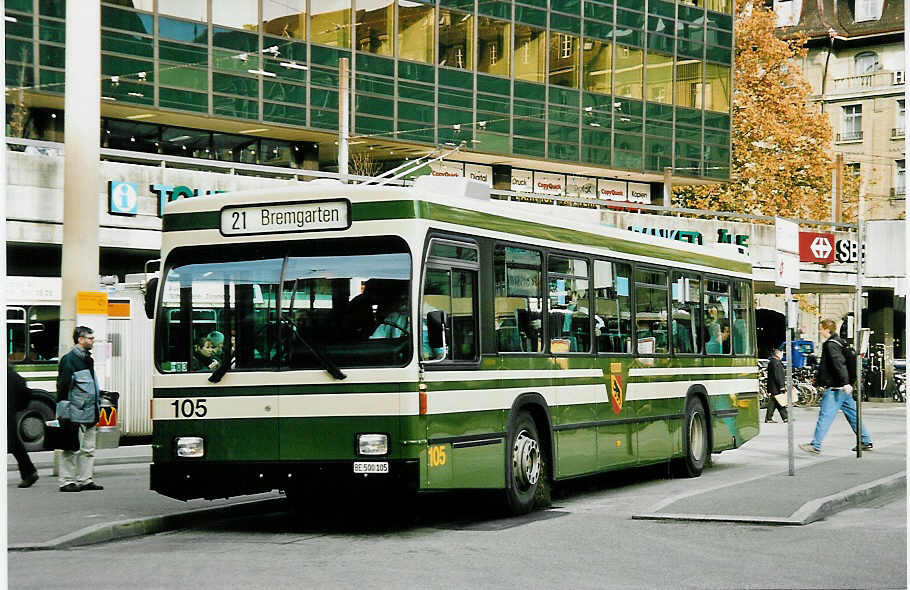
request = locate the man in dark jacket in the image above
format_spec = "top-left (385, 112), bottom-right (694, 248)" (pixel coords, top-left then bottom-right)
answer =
top-left (56, 326), bottom-right (104, 492)
top-left (7, 364), bottom-right (39, 487)
top-left (800, 319), bottom-right (873, 455)
top-left (764, 347), bottom-right (788, 423)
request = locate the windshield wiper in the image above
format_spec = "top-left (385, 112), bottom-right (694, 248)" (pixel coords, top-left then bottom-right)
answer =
top-left (285, 321), bottom-right (347, 380)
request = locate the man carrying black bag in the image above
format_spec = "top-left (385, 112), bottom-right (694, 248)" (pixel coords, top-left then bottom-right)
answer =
top-left (764, 347), bottom-right (789, 423)
top-left (7, 364), bottom-right (39, 488)
top-left (55, 326), bottom-right (104, 492)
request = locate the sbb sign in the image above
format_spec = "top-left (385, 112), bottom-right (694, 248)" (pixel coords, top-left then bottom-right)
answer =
top-left (798, 232), bottom-right (835, 265)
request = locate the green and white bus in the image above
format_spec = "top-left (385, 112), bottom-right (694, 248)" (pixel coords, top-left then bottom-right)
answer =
top-left (149, 176), bottom-right (759, 514)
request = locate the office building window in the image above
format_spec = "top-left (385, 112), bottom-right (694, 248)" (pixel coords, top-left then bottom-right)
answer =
top-left (583, 38), bottom-right (612, 95)
top-left (614, 45), bottom-right (643, 100)
top-left (646, 51), bottom-right (673, 104)
top-left (262, 0), bottom-right (306, 40)
top-left (356, 0), bottom-right (394, 56)
top-left (854, 51), bottom-right (878, 74)
top-left (158, 0), bottom-right (207, 22)
top-left (311, 1), bottom-right (351, 47)
top-left (514, 24), bottom-right (546, 83)
top-left (549, 32), bottom-right (579, 88)
top-left (399, 1), bottom-right (434, 63)
top-left (898, 100), bottom-right (905, 134)
top-left (841, 104), bottom-right (862, 141)
top-left (478, 17), bottom-right (510, 77)
top-left (439, 9), bottom-right (473, 70)
top-left (213, 1), bottom-right (257, 31)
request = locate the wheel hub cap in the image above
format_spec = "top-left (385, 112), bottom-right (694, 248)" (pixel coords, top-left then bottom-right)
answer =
top-left (512, 430), bottom-right (540, 488)
top-left (689, 415), bottom-right (706, 460)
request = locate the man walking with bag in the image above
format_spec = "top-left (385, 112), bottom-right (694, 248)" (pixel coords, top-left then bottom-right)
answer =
top-left (800, 319), bottom-right (873, 455)
top-left (764, 347), bottom-right (788, 423)
top-left (56, 326), bottom-right (104, 492)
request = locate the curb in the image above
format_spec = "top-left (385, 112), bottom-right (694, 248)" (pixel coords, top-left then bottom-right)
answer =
top-left (8, 497), bottom-right (287, 551)
top-left (8, 454), bottom-right (151, 472)
top-left (632, 471), bottom-right (906, 526)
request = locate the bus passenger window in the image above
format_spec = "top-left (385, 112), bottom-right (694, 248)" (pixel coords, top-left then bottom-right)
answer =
top-left (548, 257), bottom-right (590, 353)
top-left (421, 267), bottom-right (477, 362)
top-left (594, 261), bottom-right (632, 354)
top-left (7, 307), bottom-right (26, 362)
top-left (635, 268), bottom-right (669, 355)
top-left (732, 281), bottom-right (753, 355)
top-left (494, 245), bottom-right (542, 353)
top-left (671, 273), bottom-right (701, 354)
top-left (705, 279), bottom-right (730, 355)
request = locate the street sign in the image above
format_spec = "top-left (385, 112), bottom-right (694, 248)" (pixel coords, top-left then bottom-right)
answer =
top-left (799, 231), bottom-right (835, 264)
top-left (775, 217), bottom-right (799, 254)
top-left (775, 250), bottom-right (801, 288)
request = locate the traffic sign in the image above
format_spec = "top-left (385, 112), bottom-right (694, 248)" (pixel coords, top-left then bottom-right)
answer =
top-left (775, 250), bottom-right (800, 288)
top-left (798, 231), bottom-right (835, 264)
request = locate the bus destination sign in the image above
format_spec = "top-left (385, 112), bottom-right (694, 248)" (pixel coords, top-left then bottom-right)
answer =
top-left (220, 200), bottom-right (351, 236)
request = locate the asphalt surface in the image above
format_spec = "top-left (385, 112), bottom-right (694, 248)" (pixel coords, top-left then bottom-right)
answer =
top-left (5, 402), bottom-right (907, 550)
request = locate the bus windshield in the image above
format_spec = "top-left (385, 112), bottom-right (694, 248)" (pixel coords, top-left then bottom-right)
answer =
top-left (156, 237), bottom-right (412, 373)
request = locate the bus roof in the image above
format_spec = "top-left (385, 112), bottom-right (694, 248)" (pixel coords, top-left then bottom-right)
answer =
top-left (161, 176), bottom-right (752, 276)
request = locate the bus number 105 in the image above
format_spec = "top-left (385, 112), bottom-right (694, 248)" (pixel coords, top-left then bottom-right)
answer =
top-left (170, 398), bottom-right (208, 418)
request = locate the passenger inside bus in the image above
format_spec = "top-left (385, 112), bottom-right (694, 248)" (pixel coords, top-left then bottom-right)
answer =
top-left (705, 319), bottom-right (730, 354)
top-left (192, 335), bottom-right (221, 371)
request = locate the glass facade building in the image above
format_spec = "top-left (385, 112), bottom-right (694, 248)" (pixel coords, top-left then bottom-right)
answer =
top-left (5, 0), bottom-right (733, 180)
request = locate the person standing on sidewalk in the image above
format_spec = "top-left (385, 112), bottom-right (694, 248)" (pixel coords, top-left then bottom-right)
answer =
top-left (764, 347), bottom-right (789, 424)
top-left (55, 326), bottom-right (104, 492)
top-left (800, 319), bottom-right (873, 455)
top-left (7, 364), bottom-right (39, 488)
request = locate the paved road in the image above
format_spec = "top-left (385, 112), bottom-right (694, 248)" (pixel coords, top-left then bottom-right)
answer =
top-left (7, 405), bottom-right (907, 589)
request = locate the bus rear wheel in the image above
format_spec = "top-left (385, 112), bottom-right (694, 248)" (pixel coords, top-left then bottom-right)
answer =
top-left (505, 411), bottom-right (549, 515)
top-left (18, 400), bottom-right (54, 452)
top-left (675, 396), bottom-right (708, 478)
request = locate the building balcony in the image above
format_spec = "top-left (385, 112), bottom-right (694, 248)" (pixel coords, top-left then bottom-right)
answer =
top-left (892, 127), bottom-right (906, 139)
top-left (830, 71), bottom-right (903, 93)
top-left (836, 131), bottom-right (863, 143)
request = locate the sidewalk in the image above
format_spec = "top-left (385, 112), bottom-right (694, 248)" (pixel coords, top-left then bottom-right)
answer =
top-left (6, 405), bottom-right (906, 549)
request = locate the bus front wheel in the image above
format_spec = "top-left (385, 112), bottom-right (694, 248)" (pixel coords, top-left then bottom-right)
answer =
top-left (505, 411), bottom-right (549, 515)
top-left (676, 396), bottom-right (708, 478)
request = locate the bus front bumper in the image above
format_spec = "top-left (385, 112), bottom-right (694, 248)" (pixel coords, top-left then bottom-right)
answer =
top-left (150, 459), bottom-right (420, 501)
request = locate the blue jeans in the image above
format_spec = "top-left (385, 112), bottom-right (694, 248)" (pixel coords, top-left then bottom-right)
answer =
top-left (810, 387), bottom-right (872, 450)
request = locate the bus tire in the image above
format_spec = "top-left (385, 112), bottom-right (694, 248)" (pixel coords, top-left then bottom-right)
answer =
top-left (505, 411), bottom-right (548, 515)
top-left (17, 399), bottom-right (55, 452)
top-left (675, 396), bottom-right (708, 478)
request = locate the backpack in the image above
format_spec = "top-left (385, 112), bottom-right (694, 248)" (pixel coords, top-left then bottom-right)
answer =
top-left (830, 338), bottom-right (858, 386)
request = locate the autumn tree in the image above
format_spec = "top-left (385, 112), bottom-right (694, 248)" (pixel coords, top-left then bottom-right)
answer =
top-left (673, 0), bottom-right (834, 220)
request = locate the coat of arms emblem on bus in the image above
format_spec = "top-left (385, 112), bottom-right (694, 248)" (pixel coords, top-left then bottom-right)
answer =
top-left (610, 374), bottom-right (623, 414)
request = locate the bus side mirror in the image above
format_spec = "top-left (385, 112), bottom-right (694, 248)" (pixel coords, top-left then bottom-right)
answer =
top-left (143, 277), bottom-right (158, 320)
top-left (426, 310), bottom-right (447, 362)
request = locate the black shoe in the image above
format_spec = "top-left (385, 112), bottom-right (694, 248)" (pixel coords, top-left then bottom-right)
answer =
top-left (59, 483), bottom-right (80, 492)
top-left (78, 482), bottom-right (104, 491)
top-left (852, 442), bottom-right (873, 451)
top-left (764, 419), bottom-right (777, 423)
top-left (18, 472), bottom-right (39, 488)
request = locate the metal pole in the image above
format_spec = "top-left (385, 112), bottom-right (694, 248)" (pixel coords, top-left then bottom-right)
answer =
top-left (786, 288), bottom-right (794, 476)
top-left (663, 167), bottom-right (672, 207)
top-left (1, 8), bottom-right (8, 570)
top-left (338, 57), bottom-right (349, 183)
top-left (855, 193), bottom-right (864, 458)
top-left (59, 0), bottom-right (101, 356)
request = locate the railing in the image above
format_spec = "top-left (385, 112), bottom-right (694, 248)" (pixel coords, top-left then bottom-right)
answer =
top-left (5, 137), bottom-right (859, 230)
top-left (836, 131), bottom-right (863, 143)
top-left (830, 71), bottom-right (897, 92)
top-left (892, 127), bottom-right (906, 139)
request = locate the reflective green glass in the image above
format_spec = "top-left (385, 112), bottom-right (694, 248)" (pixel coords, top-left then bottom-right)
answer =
top-left (311, 109), bottom-right (339, 129)
top-left (160, 65), bottom-right (207, 90)
top-left (398, 101), bottom-right (435, 122)
top-left (397, 120), bottom-right (435, 142)
top-left (513, 137), bottom-right (545, 157)
top-left (549, 142), bottom-right (578, 161)
top-left (102, 7), bottom-right (154, 35)
top-left (399, 80), bottom-right (434, 102)
top-left (213, 73), bottom-right (257, 96)
top-left (264, 81), bottom-right (307, 104)
top-left (103, 31), bottom-right (153, 57)
top-left (514, 118), bottom-right (545, 138)
top-left (356, 95), bottom-right (394, 117)
top-left (438, 87), bottom-right (472, 108)
top-left (159, 87), bottom-right (207, 112)
top-left (213, 95), bottom-right (258, 119)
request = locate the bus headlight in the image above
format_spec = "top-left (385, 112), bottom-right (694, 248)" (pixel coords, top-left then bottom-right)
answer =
top-left (357, 434), bottom-right (388, 456)
top-left (176, 436), bottom-right (204, 458)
